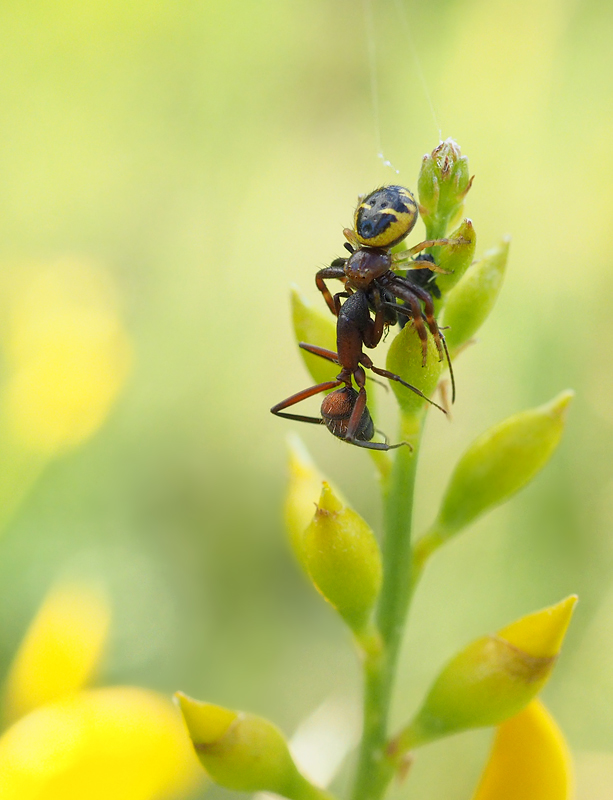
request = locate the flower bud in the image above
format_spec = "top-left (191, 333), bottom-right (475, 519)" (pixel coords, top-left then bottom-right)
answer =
top-left (418, 139), bottom-right (473, 239)
top-left (284, 436), bottom-right (345, 568)
top-left (291, 286), bottom-right (338, 386)
top-left (443, 238), bottom-right (510, 353)
top-left (417, 391), bottom-right (573, 557)
top-left (391, 597), bottom-right (577, 753)
top-left (472, 700), bottom-right (573, 800)
top-left (176, 693), bottom-right (330, 799)
top-left (386, 321), bottom-right (443, 420)
top-left (432, 218), bottom-right (477, 300)
top-left (302, 483), bottom-right (382, 634)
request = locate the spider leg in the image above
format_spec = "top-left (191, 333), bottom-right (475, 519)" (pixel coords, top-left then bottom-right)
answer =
top-left (406, 282), bottom-right (445, 362)
top-left (405, 238), bottom-right (452, 256)
top-left (343, 228), bottom-right (360, 249)
top-left (385, 282), bottom-right (429, 366)
top-left (386, 295), bottom-right (456, 404)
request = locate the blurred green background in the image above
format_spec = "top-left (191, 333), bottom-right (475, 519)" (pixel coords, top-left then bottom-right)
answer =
top-left (0, 0), bottom-right (611, 797)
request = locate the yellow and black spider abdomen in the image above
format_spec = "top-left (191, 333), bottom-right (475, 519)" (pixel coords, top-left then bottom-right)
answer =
top-left (353, 185), bottom-right (418, 249)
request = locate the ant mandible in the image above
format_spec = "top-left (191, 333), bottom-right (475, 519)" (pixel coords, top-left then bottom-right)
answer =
top-left (270, 288), bottom-right (445, 451)
top-left (316, 185), bottom-right (457, 376)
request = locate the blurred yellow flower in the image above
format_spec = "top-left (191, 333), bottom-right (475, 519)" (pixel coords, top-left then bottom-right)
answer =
top-left (1, 259), bottom-right (132, 454)
top-left (0, 688), bottom-right (199, 800)
top-left (3, 582), bottom-right (111, 724)
top-left (0, 581), bottom-right (201, 799)
top-left (472, 700), bottom-right (573, 800)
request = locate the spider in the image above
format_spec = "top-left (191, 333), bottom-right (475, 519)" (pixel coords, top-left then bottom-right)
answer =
top-left (315, 185), bottom-right (458, 372)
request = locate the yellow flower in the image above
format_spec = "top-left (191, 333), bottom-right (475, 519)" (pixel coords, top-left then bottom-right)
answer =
top-left (0, 582), bottom-right (201, 799)
top-left (472, 700), bottom-right (573, 800)
top-left (0, 260), bottom-right (132, 535)
top-left (0, 688), bottom-right (199, 800)
top-left (3, 582), bottom-right (110, 723)
top-left (1, 259), bottom-right (132, 454)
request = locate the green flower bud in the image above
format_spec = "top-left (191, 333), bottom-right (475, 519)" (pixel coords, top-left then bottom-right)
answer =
top-left (443, 238), bottom-right (510, 353)
top-left (386, 321), bottom-right (443, 421)
top-left (416, 391), bottom-right (573, 560)
top-left (432, 218), bottom-right (477, 300)
top-left (176, 693), bottom-right (332, 800)
top-left (285, 434), bottom-right (327, 565)
top-left (302, 482), bottom-right (382, 634)
top-left (418, 139), bottom-right (473, 240)
top-left (390, 597), bottom-right (576, 753)
top-left (291, 286), bottom-right (337, 386)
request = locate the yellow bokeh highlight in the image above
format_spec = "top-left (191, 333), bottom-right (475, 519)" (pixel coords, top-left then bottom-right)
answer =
top-left (472, 700), bottom-right (573, 800)
top-left (3, 582), bottom-right (110, 724)
top-left (1, 259), bottom-right (131, 454)
top-left (498, 595), bottom-right (578, 659)
top-left (0, 687), bottom-right (201, 800)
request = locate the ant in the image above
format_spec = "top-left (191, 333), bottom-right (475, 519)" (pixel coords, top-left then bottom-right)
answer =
top-left (315, 185), bottom-right (460, 393)
top-left (270, 288), bottom-right (445, 451)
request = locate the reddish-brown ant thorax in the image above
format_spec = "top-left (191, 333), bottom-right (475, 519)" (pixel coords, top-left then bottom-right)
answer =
top-left (344, 249), bottom-right (391, 290)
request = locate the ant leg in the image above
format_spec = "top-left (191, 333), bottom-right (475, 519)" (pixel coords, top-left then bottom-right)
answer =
top-left (368, 376), bottom-right (389, 391)
top-left (347, 437), bottom-right (409, 451)
top-left (299, 343), bottom-right (340, 364)
top-left (315, 265), bottom-right (347, 316)
top-left (346, 385), bottom-right (367, 442)
top-left (375, 427), bottom-right (413, 451)
top-left (333, 290), bottom-right (351, 316)
top-left (362, 285), bottom-right (385, 349)
top-left (360, 353), bottom-right (446, 414)
top-left (342, 387), bottom-right (406, 450)
top-left (271, 380), bottom-right (342, 424)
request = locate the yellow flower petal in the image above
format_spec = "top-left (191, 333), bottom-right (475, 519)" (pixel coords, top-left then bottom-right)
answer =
top-left (0, 687), bottom-right (201, 800)
top-left (3, 582), bottom-right (111, 723)
top-left (472, 700), bottom-right (573, 800)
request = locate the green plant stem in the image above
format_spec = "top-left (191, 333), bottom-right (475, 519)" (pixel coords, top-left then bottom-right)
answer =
top-left (351, 412), bottom-right (424, 800)
top-left (291, 773), bottom-right (340, 800)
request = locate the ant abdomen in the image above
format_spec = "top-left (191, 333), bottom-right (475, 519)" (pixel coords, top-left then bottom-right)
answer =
top-left (321, 387), bottom-right (374, 443)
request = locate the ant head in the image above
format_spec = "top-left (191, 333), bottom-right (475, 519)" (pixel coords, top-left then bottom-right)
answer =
top-left (321, 387), bottom-right (374, 443)
top-left (353, 186), bottom-right (418, 249)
